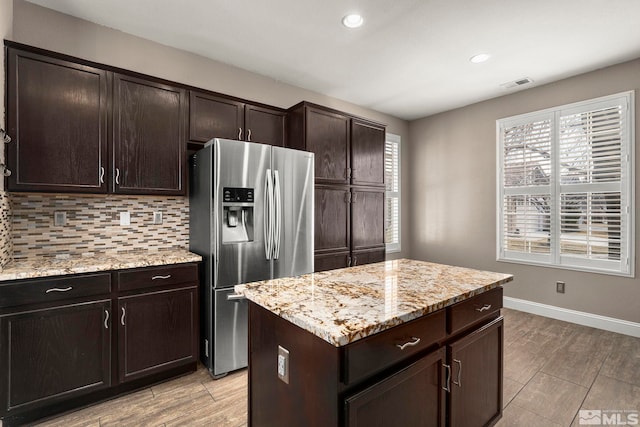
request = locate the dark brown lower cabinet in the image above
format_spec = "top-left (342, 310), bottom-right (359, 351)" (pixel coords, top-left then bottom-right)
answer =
top-left (0, 300), bottom-right (111, 414)
top-left (345, 348), bottom-right (446, 427)
top-left (314, 251), bottom-right (350, 272)
top-left (448, 317), bottom-right (504, 427)
top-left (118, 286), bottom-right (198, 382)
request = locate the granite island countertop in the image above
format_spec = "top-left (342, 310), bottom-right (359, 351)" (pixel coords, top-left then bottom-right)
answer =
top-left (236, 258), bottom-right (513, 347)
top-left (0, 248), bottom-right (202, 282)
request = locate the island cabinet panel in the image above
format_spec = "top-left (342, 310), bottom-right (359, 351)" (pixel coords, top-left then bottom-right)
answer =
top-left (6, 47), bottom-right (109, 193)
top-left (113, 74), bottom-right (186, 195)
top-left (447, 287), bottom-right (503, 336)
top-left (350, 119), bottom-right (386, 187)
top-left (117, 286), bottom-right (198, 383)
top-left (0, 299), bottom-right (111, 415)
top-left (345, 348), bottom-right (446, 427)
top-left (249, 303), bottom-right (340, 427)
top-left (448, 317), bottom-right (504, 427)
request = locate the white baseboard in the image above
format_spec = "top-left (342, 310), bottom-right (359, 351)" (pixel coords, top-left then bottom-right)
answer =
top-left (503, 296), bottom-right (640, 338)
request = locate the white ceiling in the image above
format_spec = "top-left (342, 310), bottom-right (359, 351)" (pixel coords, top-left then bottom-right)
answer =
top-left (25, 0), bottom-right (640, 120)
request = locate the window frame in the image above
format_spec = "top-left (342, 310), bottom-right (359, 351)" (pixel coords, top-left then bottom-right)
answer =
top-left (385, 133), bottom-right (402, 253)
top-left (496, 91), bottom-right (635, 277)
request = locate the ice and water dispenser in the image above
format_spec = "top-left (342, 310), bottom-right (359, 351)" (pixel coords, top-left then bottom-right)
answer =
top-left (222, 187), bottom-right (254, 243)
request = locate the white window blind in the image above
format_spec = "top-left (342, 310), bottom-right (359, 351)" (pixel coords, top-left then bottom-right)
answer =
top-left (385, 133), bottom-right (401, 253)
top-left (497, 92), bottom-right (634, 276)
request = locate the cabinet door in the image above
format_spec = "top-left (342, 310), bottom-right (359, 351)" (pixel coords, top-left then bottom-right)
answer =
top-left (352, 247), bottom-right (386, 267)
top-left (314, 251), bottom-right (350, 273)
top-left (351, 119), bottom-right (385, 187)
top-left (345, 347), bottom-right (445, 427)
top-left (0, 300), bottom-right (111, 415)
top-left (351, 188), bottom-right (385, 251)
top-left (449, 317), bottom-right (504, 427)
top-left (6, 48), bottom-right (108, 193)
top-left (189, 91), bottom-right (244, 143)
top-left (315, 185), bottom-right (350, 256)
top-left (113, 74), bottom-right (186, 195)
top-left (245, 104), bottom-right (286, 146)
top-left (118, 286), bottom-right (197, 383)
top-left (305, 107), bottom-right (350, 184)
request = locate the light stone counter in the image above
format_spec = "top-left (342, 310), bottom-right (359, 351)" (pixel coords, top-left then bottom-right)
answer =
top-left (236, 258), bottom-right (513, 347)
top-left (0, 249), bottom-right (202, 281)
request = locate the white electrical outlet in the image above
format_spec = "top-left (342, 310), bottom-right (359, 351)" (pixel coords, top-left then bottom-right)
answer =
top-left (153, 211), bottom-right (163, 225)
top-left (120, 211), bottom-right (131, 226)
top-left (54, 211), bottom-right (67, 226)
top-left (277, 345), bottom-right (289, 384)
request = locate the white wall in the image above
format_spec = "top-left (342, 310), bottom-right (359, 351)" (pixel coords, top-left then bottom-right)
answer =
top-left (408, 58), bottom-right (640, 323)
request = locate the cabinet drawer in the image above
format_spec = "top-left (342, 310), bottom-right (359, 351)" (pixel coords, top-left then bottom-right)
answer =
top-left (0, 273), bottom-right (112, 308)
top-left (117, 264), bottom-right (198, 292)
top-left (447, 286), bottom-right (503, 335)
top-left (343, 310), bottom-right (446, 385)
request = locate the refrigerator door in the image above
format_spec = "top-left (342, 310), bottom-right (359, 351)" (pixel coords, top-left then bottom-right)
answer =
top-left (213, 288), bottom-right (248, 376)
top-left (272, 147), bottom-right (315, 278)
top-left (214, 139), bottom-right (273, 288)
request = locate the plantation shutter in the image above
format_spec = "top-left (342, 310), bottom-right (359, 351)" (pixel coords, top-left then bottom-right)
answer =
top-left (385, 134), bottom-right (401, 252)
top-left (498, 92), bottom-right (633, 276)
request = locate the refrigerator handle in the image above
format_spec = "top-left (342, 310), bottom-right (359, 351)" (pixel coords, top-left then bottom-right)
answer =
top-left (273, 170), bottom-right (282, 259)
top-left (264, 169), bottom-right (273, 259)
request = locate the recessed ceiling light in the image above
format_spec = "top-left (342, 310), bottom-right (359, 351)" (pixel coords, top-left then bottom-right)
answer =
top-left (342, 14), bottom-right (364, 28)
top-left (470, 53), bottom-right (491, 64)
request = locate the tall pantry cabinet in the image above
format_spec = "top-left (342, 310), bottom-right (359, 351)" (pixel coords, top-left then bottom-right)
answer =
top-left (287, 102), bottom-right (386, 272)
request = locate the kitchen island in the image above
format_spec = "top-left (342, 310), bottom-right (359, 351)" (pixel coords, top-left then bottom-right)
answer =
top-left (236, 259), bottom-right (513, 427)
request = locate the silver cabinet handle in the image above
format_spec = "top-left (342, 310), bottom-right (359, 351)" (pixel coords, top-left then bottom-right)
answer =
top-left (99, 166), bottom-right (105, 184)
top-left (247, 129), bottom-right (251, 141)
top-left (453, 359), bottom-right (462, 386)
top-left (104, 309), bottom-right (109, 329)
top-left (238, 127), bottom-right (242, 140)
top-left (476, 304), bottom-right (492, 312)
top-left (227, 293), bottom-right (246, 301)
top-left (443, 363), bottom-right (451, 392)
top-left (152, 275), bottom-right (172, 280)
top-left (115, 168), bottom-right (120, 185)
top-left (121, 307), bottom-right (126, 326)
top-left (353, 257), bottom-right (358, 266)
top-left (1, 128), bottom-right (11, 144)
top-left (45, 286), bottom-right (72, 293)
top-left (396, 337), bottom-right (421, 350)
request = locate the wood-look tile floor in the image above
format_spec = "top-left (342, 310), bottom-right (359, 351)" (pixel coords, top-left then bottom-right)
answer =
top-left (34, 308), bottom-right (640, 427)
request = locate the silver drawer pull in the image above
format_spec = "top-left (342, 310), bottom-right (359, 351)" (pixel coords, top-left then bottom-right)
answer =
top-left (475, 304), bottom-right (492, 312)
top-left (152, 275), bottom-right (172, 280)
top-left (104, 309), bottom-right (110, 329)
top-left (453, 359), bottom-right (462, 386)
top-left (227, 293), bottom-right (246, 301)
top-left (396, 337), bottom-right (421, 350)
top-left (45, 286), bottom-right (73, 293)
top-left (442, 363), bottom-right (451, 392)
top-left (121, 307), bottom-right (126, 326)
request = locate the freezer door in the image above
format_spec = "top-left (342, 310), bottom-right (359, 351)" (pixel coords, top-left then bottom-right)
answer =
top-left (213, 288), bottom-right (248, 376)
top-left (272, 147), bottom-right (314, 278)
top-left (214, 139), bottom-right (272, 288)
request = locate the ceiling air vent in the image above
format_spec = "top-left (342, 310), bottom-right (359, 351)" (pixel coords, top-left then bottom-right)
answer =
top-left (500, 77), bottom-right (533, 89)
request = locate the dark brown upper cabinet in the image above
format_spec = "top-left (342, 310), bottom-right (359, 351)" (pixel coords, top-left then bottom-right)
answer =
top-left (6, 47), bottom-right (109, 193)
top-left (113, 74), bottom-right (186, 195)
top-left (288, 103), bottom-right (351, 185)
top-left (351, 119), bottom-right (385, 187)
top-left (188, 91), bottom-right (286, 147)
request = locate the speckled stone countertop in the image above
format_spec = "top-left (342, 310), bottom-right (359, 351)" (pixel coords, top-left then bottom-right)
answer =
top-left (0, 249), bottom-right (202, 282)
top-left (236, 259), bottom-right (513, 347)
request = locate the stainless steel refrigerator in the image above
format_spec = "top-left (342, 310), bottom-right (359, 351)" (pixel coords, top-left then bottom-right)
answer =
top-left (189, 138), bottom-right (314, 377)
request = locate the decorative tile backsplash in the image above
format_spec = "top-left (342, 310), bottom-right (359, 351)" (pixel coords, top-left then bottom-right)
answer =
top-left (10, 193), bottom-right (189, 260)
top-left (0, 191), bottom-right (12, 268)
